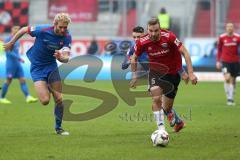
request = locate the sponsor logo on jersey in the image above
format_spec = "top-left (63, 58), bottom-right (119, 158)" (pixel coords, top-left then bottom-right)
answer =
top-left (149, 49), bottom-right (169, 56)
top-left (174, 38), bottom-right (181, 47)
top-left (224, 42), bottom-right (237, 46)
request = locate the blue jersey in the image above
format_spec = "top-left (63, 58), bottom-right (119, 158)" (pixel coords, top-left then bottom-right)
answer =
top-left (4, 36), bottom-right (24, 78)
top-left (121, 45), bottom-right (149, 70)
top-left (27, 24), bottom-right (72, 66)
top-left (26, 24), bottom-right (72, 82)
top-left (4, 36), bottom-right (21, 67)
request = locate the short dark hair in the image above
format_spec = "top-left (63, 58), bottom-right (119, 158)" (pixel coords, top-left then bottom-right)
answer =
top-left (132, 26), bottom-right (144, 33)
top-left (148, 18), bottom-right (160, 27)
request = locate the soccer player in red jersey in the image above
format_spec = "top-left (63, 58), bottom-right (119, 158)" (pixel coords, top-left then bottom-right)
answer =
top-left (216, 23), bottom-right (240, 106)
top-left (130, 18), bottom-right (197, 132)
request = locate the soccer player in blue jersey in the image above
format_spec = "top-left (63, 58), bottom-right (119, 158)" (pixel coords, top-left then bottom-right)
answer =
top-left (121, 26), bottom-right (149, 71)
top-left (0, 26), bottom-right (37, 104)
top-left (3, 13), bottom-right (72, 135)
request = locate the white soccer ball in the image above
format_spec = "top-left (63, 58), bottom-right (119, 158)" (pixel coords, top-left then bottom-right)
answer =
top-left (151, 129), bottom-right (169, 147)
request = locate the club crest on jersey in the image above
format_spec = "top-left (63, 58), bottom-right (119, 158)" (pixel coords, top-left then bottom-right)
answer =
top-left (174, 38), bottom-right (181, 46)
top-left (60, 41), bottom-right (64, 45)
top-left (233, 38), bottom-right (237, 42)
top-left (161, 43), bottom-right (168, 48)
top-left (148, 47), bottom-right (152, 51)
top-left (224, 40), bottom-right (227, 43)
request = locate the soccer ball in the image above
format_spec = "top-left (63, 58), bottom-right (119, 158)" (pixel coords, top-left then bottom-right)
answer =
top-left (151, 129), bottom-right (169, 147)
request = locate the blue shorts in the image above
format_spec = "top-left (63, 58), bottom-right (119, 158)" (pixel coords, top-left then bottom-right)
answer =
top-left (6, 64), bottom-right (24, 79)
top-left (30, 64), bottom-right (61, 83)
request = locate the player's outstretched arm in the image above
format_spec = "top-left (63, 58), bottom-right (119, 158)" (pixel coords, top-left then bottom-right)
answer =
top-left (129, 54), bottom-right (138, 88)
top-left (179, 45), bottom-right (198, 85)
top-left (3, 27), bottom-right (28, 51)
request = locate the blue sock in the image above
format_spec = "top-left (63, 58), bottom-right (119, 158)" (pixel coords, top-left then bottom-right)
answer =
top-left (163, 108), bottom-right (182, 124)
top-left (1, 83), bottom-right (9, 98)
top-left (54, 103), bottom-right (64, 129)
top-left (20, 82), bottom-right (30, 97)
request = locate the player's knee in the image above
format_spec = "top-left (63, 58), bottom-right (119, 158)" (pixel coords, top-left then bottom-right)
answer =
top-left (40, 97), bottom-right (50, 105)
top-left (41, 100), bottom-right (50, 106)
top-left (224, 74), bottom-right (231, 82)
top-left (19, 78), bottom-right (26, 83)
top-left (152, 95), bottom-right (161, 104)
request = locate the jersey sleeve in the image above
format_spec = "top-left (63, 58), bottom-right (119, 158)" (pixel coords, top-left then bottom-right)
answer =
top-left (27, 24), bottom-right (51, 37)
top-left (134, 40), bottom-right (144, 57)
top-left (127, 46), bottom-right (135, 57)
top-left (121, 46), bottom-right (135, 70)
top-left (169, 32), bottom-right (182, 49)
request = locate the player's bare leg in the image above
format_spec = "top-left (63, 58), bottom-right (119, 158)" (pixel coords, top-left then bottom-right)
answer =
top-left (150, 86), bottom-right (165, 130)
top-left (34, 81), bottom-right (51, 105)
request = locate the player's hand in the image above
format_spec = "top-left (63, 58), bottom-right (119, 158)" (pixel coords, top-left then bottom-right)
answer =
top-left (129, 72), bottom-right (137, 89)
top-left (189, 73), bottom-right (198, 85)
top-left (181, 71), bottom-right (189, 84)
top-left (216, 61), bottom-right (221, 70)
top-left (54, 50), bottom-right (69, 63)
top-left (53, 50), bottom-right (62, 59)
top-left (3, 42), bottom-right (14, 51)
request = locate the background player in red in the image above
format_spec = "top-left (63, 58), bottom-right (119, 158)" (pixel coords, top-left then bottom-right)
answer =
top-left (216, 23), bottom-right (240, 106)
top-left (130, 18), bottom-right (197, 132)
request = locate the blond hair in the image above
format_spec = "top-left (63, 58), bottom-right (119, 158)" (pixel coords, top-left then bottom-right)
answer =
top-left (53, 13), bottom-right (71, 25)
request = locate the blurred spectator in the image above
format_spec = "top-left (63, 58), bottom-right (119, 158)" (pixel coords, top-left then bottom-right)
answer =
top-left (87, 35), bottom-right (99, 55)
top-left (209, 41), bottom-right (218, 57)
top-left (127, 0), bottom-right (136, 10)
top-left (157, 7), bottom-right (170, 30)
top-left (199, 0), bottom-right (210, 10)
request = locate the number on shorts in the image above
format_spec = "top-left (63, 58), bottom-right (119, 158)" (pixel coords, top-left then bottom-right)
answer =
top-left (151, 78), bottom-right (156, 85)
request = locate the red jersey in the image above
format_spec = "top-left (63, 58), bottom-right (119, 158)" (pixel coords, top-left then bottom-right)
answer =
top-left (217, 33), bottom-right (240, 63)
top-left (134, 30), bottom-right (182, 74)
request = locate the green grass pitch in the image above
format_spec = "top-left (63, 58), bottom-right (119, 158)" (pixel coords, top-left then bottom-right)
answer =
top-left (0, 80), bottom-right (240, 160)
